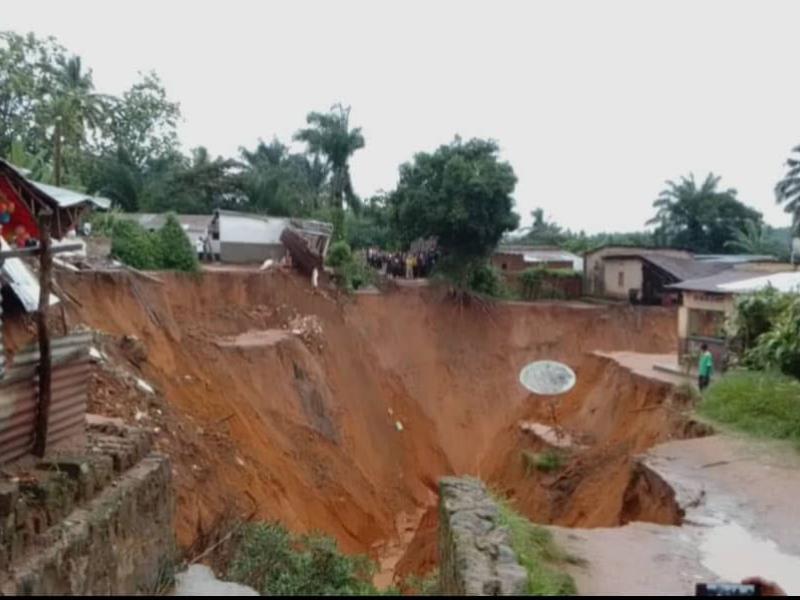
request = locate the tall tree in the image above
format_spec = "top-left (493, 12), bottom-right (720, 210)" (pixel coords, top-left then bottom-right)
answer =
top-left (775, 144), bottom-right (800, 236)
top-left (294, 104), bottom-right (364, 237)
top-left (48, 55), bottom-right (110, 185)
top-left (516, 208), bottom-right (566, 246)
top-left (725, 220), bottom-right (773, 254)
top-left (648, 173), bottom-right (762, 253)
top-left (391, 137), bottom-right (519, 285)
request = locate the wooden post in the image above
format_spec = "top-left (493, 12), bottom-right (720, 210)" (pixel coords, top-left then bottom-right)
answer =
top-left (33, 211), bottom-right (53, 458)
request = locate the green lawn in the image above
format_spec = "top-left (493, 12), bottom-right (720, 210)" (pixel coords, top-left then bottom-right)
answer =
top-left (495, 499), bottom-right (579, 595)
top-left (698, 370), bottom-right (800, 447)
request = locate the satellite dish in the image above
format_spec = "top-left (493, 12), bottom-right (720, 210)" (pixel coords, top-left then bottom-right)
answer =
top-left (519, 361), bottom-right (576, 396)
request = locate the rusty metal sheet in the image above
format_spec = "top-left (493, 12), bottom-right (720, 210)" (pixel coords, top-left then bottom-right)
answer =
top-left (0, 333), bottom-right (91, 465)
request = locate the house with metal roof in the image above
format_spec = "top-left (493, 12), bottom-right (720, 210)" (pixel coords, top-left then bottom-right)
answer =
top-left (208, 210), bottom-right (333, 264)
top-left (666, 268), bottom-right (800, 369)
top-left (583, 241), bottom-right (785, 304)
top-left (0, 159), bottom-right (107, 240)
top-left (493, 245), bottom-right (583, 272)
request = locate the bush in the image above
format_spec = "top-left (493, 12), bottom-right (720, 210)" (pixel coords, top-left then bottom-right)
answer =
top-left (468, 263), bottom-right (508, 298)
top-left (744, 295), bottom-right (800, 378)
top-left (110, 213), bottom-right (198, 272)
top-left (89, 208), bottom-right (124, 236)
top-left (110, 219), bottom-right (161, 270)
top-left (158, 213), bottom-right (199, 272)
top-left (495, 498), bottom-right (578, 595)
top-left (729, 288), bottom-right (794, 356)
top-left (326, 240), bottom-right (353, 268)
top-left (227, 522), bottom-right (380, 596)
top-left (698, 370), bottom-right (800, 446)
top-left (522, 449), bottom-right (566, 475)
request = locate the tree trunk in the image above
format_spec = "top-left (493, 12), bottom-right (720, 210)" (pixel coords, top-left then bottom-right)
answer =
top-left (33, 212), bottom-right (53, 458)
top-left (53, 120), bottom-right (62, 187)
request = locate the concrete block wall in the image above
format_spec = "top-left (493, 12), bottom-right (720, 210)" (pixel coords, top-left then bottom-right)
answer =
top-left (438, 477), bottom-right (527, 595)
top-left (0, 418), bottom-right (174, 594)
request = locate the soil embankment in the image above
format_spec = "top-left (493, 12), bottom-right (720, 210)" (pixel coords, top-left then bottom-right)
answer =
top-left (48, 269), bottom-right (685, 580)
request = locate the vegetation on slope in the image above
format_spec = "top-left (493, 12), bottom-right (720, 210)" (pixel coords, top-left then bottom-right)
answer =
top-left (227, 522), bottom-right (389, 596)
top-left (495, 499), bottom-right (578, 595)
top-left (698, 370), bottom-right (800, 447)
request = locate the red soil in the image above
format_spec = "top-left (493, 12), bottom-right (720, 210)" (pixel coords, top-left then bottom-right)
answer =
top-left (49, 269), bottom-right (685, 580)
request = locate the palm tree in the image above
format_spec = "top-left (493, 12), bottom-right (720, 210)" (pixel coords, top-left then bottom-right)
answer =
top-left (725, 219), bottom-right (770, 254)
top-left (775, 144), bottom-right (800, 236)
top-left (294, 104), bottom-right (364, 236)
top-left (647, 173), bottom-right (760, 253)
top-left (49, 56), bottom-right (110, 185)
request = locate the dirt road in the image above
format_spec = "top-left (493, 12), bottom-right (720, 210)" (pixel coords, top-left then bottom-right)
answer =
top-left (552, 433), bottom-right (800, 595)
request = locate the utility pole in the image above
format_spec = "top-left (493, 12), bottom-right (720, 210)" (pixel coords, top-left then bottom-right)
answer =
top-left (32, 211), bottom-right (53, 458)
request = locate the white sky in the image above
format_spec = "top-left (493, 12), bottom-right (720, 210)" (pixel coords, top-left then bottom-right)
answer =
top-left (4, 0), bottom-right (799, 233)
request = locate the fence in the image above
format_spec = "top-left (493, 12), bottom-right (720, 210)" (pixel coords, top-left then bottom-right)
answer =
top-left (0, 332), bottom-right (91, 464)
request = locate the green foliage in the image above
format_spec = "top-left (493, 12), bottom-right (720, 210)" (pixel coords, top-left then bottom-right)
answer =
top-left (346, 194), bottom-right (394, 249)
top-left (391, 137), bottom-right (519, 288)
top-left (648, 173), bottom-right (763, 253)
top-left (698, 370), bottom-right (800, 446)
top-left (725, 219), bottom-right (788, 258)
top-left (326, 241), bottom-right (374, 291)
top-left (294, 104), bottom-right (364, 226)
top-left (522, 449), bottom-right (566, 475)
top-left (516, 208), bottom-right (567, 246)
top-left (729, 288), bottom-right (794, 354)
top-left (744, 295), bottom-right (800, 378)
top-left (110, 214), bottom-right (197, 271)
top-left (775, 144), bottom-right (800, 238)
top-left (495, 498), bottom-right (578, 595)
top-left (467, 263), bottom-right (508, 298)
top-left (158, 213), bottom-right (199, 271)
top-left (227, 522), bottom-right (380, 596)
top-left (110, 219), bottom-right (161, 270)
top-left (400, 569), bottom-right (439, 595)
top-left (89, 207), bottom-right (124, 236)
top-left (326, 240), bottom-right (353, 268)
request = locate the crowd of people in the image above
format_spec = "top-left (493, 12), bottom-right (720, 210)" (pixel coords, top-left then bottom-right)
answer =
top-left (366, 248), bottom-right (439, 279)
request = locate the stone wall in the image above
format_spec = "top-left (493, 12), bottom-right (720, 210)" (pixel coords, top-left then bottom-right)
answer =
top-left (0, 418), bottom-right (175, 594)
top-left (438, 477), bottom-right (527, 595)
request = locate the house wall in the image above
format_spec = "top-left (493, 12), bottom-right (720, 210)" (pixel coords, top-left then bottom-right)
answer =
top-left (217, 214), bottom-right (290, 264)
top-left (584, 246), bottom-right (690, 297)
top-left (491, 253), bottom-right (575, 273)
top-left (491, 252), bottom-right (527, 272)
top-left (219, 242), bottom-right (286, 264)
top-left (677, 291), bottom-right (736, 369)
top-left (220, 214), bottom-right (288, 245)
top-left (602, 258), bottom-right (643, 299)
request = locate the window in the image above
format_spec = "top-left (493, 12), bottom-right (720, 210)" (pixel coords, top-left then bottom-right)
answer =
top-left (502, 263), bottom-right (508, 270)
top-left (618, 271), bottom-right (624, 287)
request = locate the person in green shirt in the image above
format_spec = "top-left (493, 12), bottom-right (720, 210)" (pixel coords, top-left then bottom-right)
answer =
top-left (698, 343), bottom-right (713, 391)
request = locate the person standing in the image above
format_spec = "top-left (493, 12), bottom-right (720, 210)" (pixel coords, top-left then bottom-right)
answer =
top-left (698, 343), bottom-right (714, 391)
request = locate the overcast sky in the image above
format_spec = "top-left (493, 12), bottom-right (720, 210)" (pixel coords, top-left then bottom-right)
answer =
top-left (5, 0), bottom-right (799, 233)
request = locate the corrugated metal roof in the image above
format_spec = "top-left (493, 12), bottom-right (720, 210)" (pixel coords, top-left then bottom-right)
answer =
top-left (694, 254), bottom-right (777, 263)
top-left (718, 271), bottom-right (800, 293)
top-left (0, 237), bottom-right (59, 312)
top-left (666, 270), bottom-right (774, 293)
top-left (604, 253), bottom-right (733, 282)
top-left (30, 181), bottom-right (110, 210)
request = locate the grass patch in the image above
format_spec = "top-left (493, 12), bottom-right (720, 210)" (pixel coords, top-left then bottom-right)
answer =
top-left (495, 498), bottom-right (579, 595)
top-left (521, 449), bottom-right (566, 475)
top-left (698, 370), bottom-right (800, 447)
